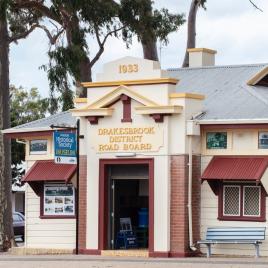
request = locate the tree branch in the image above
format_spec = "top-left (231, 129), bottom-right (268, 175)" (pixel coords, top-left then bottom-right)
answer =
top-left (90, 25), bottom-right (125, 67)
top-left (8, 23), bottom-right (38, 43)
top-left (13, 0), bottom-right (62, 24)
top-left (36, 24), bottom-right (64, 45)
top-left (249, 0), bottom-right (263, 12)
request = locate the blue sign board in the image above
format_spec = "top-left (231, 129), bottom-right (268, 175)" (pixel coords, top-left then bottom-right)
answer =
top-left (54, 132), bottom-right (77, 164)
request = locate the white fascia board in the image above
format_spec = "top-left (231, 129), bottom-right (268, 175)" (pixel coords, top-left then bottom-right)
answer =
top-left (197, 118), bottom-right (268, 125)
top-left (2, 127), bottom-right (55, 134)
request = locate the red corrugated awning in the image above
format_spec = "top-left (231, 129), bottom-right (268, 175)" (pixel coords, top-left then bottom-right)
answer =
top-left (23, 160), bottom-right (76, 183)
top-left (201, 156), bottom-right (268, 181)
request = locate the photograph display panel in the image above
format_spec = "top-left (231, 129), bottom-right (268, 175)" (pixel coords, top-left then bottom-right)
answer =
top-left (30, 139), bottom-right (48, 154)
top-left (206, 132), bottom-right (227, 149)
top-left (44, 184), bottom-right (75, 216)
top-left (259, 132), bottom-right (268, 149)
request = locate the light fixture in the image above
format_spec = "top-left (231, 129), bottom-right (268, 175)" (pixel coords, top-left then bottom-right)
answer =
top-left (115, 152), bottom-right (136, 157)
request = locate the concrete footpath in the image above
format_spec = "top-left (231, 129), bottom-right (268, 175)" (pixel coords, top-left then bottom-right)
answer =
top-left (1, 255), bottom-right (268, 268)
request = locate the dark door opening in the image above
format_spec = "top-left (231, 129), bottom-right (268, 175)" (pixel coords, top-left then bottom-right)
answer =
top-left (107, 164), bottom-right (149, 250)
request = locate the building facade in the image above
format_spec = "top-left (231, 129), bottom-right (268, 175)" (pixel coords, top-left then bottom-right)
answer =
top-left (4, 48), bottom-right (268, 257)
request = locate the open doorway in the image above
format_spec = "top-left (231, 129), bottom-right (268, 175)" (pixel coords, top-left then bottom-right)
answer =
top-left (108, 164), bottom-right (149, 250)
top-left (99, 159), bottom-right (154, 252)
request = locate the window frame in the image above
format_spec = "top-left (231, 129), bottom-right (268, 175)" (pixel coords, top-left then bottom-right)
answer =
top-left (223, 185), bottom-right (241, 216)
top-left (40, 183), bottom-right (76, 219)
top-left (218, 183), bottom-right (266, 222)
top-left (29, 139), bottom-right (48, 155)
top-left (243, 185), bottom-right (261, 217)
top-left (258, 131), bottom-right (268, 149)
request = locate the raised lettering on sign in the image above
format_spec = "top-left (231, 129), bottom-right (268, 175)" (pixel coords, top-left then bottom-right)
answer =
top-left (119, 64), bottom-right (138, 73)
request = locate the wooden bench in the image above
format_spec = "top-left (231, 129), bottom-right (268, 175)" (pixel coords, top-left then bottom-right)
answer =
top-left (197, 227), bottom-right (266, 258)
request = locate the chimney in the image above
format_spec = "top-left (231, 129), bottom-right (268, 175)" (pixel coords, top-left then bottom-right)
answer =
top-left (187, 48), bottom-right (217, 67)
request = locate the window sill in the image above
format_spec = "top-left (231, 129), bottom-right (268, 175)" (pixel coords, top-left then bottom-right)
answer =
top-left (40, 215), bottom-right (76, 219)
top-left (218, 216), bottom-right (266, 222)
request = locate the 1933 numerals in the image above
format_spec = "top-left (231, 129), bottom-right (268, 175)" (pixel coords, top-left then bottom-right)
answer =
top-left (119, 64), bottom-right (139, 73)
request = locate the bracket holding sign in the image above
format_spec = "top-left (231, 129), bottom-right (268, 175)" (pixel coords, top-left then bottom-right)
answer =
top-left (54, 132), bottom-right (77, 164)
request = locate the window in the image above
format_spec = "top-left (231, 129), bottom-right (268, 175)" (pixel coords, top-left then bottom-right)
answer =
top-left (219, 184), bottom-right (265, 221)
top-left (206, 132), bottom-right (227, 149)
top-left (259, 132), bottom-right (268, 149)
top-left (30, 139), bottom-right (48, 155)
top-left (42, 184), bottom-right (75, 218)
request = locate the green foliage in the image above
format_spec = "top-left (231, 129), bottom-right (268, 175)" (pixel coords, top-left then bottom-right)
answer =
top-left (120, 0), bottom-right (185, 46)
top-left (10, 86), bottom-right (50, 170)
top-left (0, 0), bottom-right (8, 19)
top-left (39, 0), bottom-right (185, 103)
top-left (39, 0), bottom-right (121, 105)
top-left (199, 0), bottom-right (207, 9)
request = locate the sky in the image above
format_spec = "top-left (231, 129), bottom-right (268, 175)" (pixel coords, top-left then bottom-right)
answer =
top-left (9, 0), bottom-right (268, 97)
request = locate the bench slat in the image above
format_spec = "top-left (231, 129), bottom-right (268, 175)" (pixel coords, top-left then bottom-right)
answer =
top-left (207, 231), bottom-right (265, 236)
top-left (207, 228), bottom-right (266, 232)
top-left (206, 236), bottom-right (264, 240)
top-left (198, 240), bottom-right (261, 244)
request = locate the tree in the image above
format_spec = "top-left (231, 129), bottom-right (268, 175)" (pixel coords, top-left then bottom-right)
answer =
top-left (0, 0), bottom-right (13, 251)
top-left (182, 0), bottom-right (206, 67)
top-left (119, 0), bottom-right (185, 61)
top-left (14, 1), bottom-right (185, 113)
top-left (14, 0), bottom-right (123, 112)
top-left (0, 0), bottom-right (40, 251)
top-left (10, 86), bottom-right (49, 185)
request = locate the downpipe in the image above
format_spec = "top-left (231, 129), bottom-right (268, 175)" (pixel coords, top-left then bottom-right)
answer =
top-left (188, 135), bottom-right (197, 251)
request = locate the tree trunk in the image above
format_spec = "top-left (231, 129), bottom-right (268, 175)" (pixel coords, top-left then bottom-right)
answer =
top-left (0, 10), bottom-right (13, 251)
top-left (140, 0), bottom-right (159, 61)
top-left (142, 37), bottom-right (159, 61)
top-left (65, 15), bottom-right (91, 98)
top-left (182, 0), bottom-right (200, 67)
top-left (77, 56), bottom-right (91, 97)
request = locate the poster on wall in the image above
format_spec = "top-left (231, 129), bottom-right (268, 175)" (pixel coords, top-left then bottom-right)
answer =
top-left (259, 132), bottom-right (268, 149)
top-left (206, 132), bottom-right (227, 149)
top-left (30, 139), bottom-right (48, 155)
top-left (44, 185), bottom-right (75, 216)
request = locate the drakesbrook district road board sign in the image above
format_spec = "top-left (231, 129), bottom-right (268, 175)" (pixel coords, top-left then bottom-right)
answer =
top-left (54, 132), bottom-right (77, 164)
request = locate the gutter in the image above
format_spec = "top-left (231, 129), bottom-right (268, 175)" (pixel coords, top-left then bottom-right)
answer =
top-left (2, 127), bottom-right (55, 134)
top-left (2, 126), bottom-right (76, 134)
top-left (197, 118), bottom-right (268, 125)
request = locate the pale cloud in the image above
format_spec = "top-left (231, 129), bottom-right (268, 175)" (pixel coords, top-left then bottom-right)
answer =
top-left (9, 0), bottom-right (268, 97)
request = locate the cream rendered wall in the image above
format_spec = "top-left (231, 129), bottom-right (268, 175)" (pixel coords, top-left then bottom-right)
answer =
top-left (86, 83), bottom-right (174, 108)
top-left (169, 98), bottom-right (203, 155)
top-left (96, 56), bottom-right (167, 81)
top-left (85, 99), bottom-right (171, 252)
top-left (188, 51), bottom-right (215, 67)
top-left (24, 135), bottom-right (76, 250)
top-left (25, 136), bottom-right (53, 161)
top-left (80, 57), bottom-right (205, 252)
top-left (201, 128), bottom-right (268, 155)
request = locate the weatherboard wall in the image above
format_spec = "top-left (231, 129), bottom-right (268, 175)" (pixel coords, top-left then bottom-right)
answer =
top-left (24, 139), bottom-right (76, 250)
top-left (200, 127), bottom-right (268, 256)
top-left (24, 185), bottom-right (76, 250)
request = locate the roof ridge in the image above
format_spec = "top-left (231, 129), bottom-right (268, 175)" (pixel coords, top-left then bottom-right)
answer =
top-left (167, 63), bottom-right (268, 71)
top-left (243, 85), bottom-right (268, 107)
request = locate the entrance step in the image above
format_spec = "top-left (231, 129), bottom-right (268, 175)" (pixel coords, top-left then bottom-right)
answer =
top-left (101, 250), bottom-right (148, 258)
